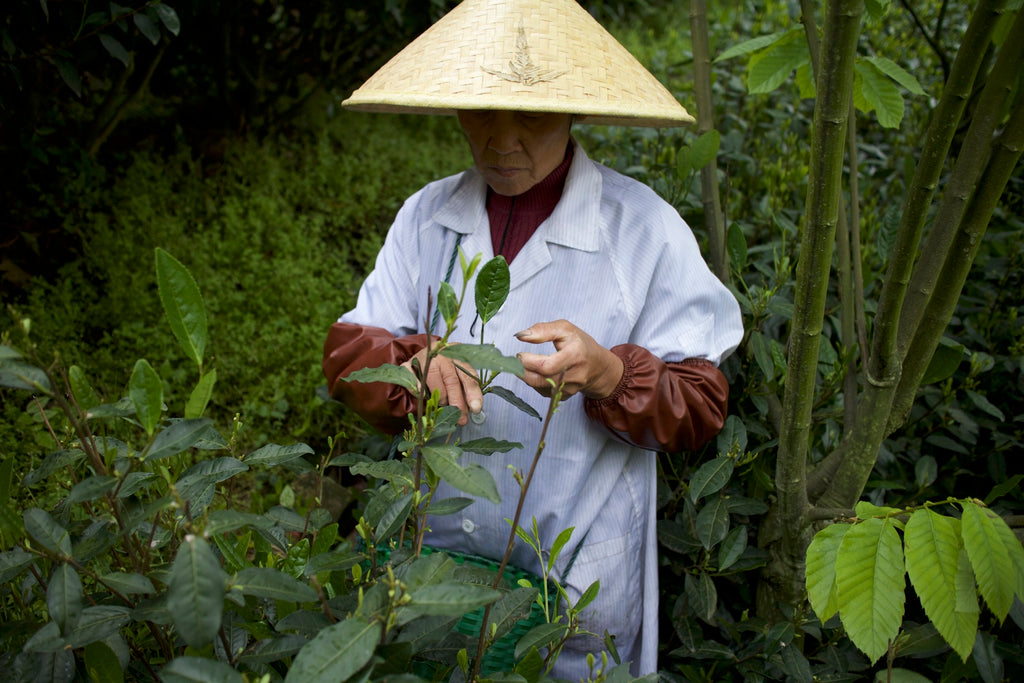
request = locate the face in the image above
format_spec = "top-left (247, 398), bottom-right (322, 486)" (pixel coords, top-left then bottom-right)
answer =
top-left (456, 110), bottom-right (574, 197)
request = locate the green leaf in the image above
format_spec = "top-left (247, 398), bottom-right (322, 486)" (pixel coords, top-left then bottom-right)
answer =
top-left (133, 12), bottom-right (160, 45)
top-left (717, 524), bottom-right (748, 571)
top-left (48, 564), bottom-right (83, 636)
top-left (854, 62), bottom-right (905, 129)
top-left (805, 523), bottom-right (851, 622)
top-left (714, 31), bottom-right (787, 62)
top-left (684, 571), bottom-right (717, 623)
top-left (244, 442), bottom-right (314, 467)
top-left (145, 418), bottom-right (213, 461)
top-left (374, 492), bottom-right (415, 542)
top-left (303, 549), bottom-right (363, 577)
top-left (921, 338), bottom-right (964, 384)
top-left (129, 359), bottom-right (163, 435)
top-left (67, 475), bottom-right (117, 505)
top-left (961, 502), bottom-right (1016, 621)
top-left (835, 518), bottom-right (906, 664)
top-left (442, 343), bottom-right (523, 376)
top-left (98, 572), bottom-right (156, 596)
top-left (98, 33), bottom-right (130, 67)
top-left (153, 3), bottom-right (181, 35)
top-left (422, 446), bottom-right (500, 503)
top-left (398, 582), bottom-right (501, 623)
top-left (864, 55), bottom-right (926, 95)
top-left (350, 459), bottom-right (414, 487)
top-left (726, 222), bottom-right (748, 272)
top-left (56, 58), bottom-right (82, 97)
top-left (486, 385), bottom-right (540, 419)
top-left (749, 331), bottom-right (775, 382)
top-left (161, 656), bottom-right (244, 683)
top-left (854, 501), bottom-right (903, 519)
top-left (84, 640), bottom-right (124, 683)
top-left (474, 256), bottom-right (510, 326)
top-left (514, 622), bottom-right (569, 661)
top-left (68, 606), bottom-right (132, 648)
top-left (747, 29), bottom-right (809, 94)
top-left (24, 507), bottom-right (72, 556)
top-left (0, 359), bottom-right (51, 392)
top-left (155, 248), bottom-right (207, 369)
top-left (426, 496), bottom-right (474, 516)
top-left (285, 617), bottom-right (381, 683)
top-left (0, 547), bottom-right (38, 583)
top-left (904, 510), bottom-right (977, 660)
top-left (68, 365), bottom-right (100, 411)
top-left (689, 457), bottom-right (734, 504)
top-left (168, 535), bottom-right (226, 649)
top-left (438, 281), bottom-right (458, 331)
top-left (233, 568), bottom-right (317, 603)
top-left (459, 436), bottom-right (523, 455)
top-left (689, 130), bottom-right (720, 171)
top-left (185, 368), bottom-right (217, 419)
top-left (695, 496), bottom-right (730, 550)
top-left (575, 580), bottom-right (600, 612)
top-left (874, 669), bottom-right (933, 683)
top-left (485, 586), bottom-right (539, 642)
top-left (966, 390), bottom-right (1005, 421)
top-left (342, 363), bottom-right (418, 392)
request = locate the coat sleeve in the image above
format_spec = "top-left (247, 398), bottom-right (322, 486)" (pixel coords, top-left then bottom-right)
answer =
top-left (322, 321), bottom-right (434, 435)
top-left (583, 344), bottom-right (729, 452)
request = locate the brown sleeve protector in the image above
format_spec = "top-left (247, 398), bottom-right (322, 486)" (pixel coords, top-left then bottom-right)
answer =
top-left (583, 344), bottom-right (730, 452)
top-left (322, 322), bottom-right (433, 435)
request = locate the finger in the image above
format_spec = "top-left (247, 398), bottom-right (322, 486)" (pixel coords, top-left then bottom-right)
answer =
top-left (458, 368), bottom-right (484, 413)
top-left (514, 320), bottom-right (572, 346)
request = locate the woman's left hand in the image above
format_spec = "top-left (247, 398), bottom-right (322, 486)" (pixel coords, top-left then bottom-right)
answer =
top-left (514, 320), bottom-right (624, 399)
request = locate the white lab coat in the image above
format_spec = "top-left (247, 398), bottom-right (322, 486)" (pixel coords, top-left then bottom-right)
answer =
top-left (340, 141), bottom-right (743, 677)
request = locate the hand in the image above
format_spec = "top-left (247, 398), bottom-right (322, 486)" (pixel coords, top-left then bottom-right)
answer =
top-left (402, 347), bottom-right (483, 426)
top-left (514, 320), bottom-right (624, 399)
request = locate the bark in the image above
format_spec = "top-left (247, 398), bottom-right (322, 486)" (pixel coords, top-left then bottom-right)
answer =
top-left (759, 0), bottom-right (864, 615)
top-left (689, 0), bottom-right (728, 281)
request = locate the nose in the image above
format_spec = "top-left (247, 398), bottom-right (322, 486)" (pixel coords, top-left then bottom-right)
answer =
top-left (487, 111), bottom-right (523, 155)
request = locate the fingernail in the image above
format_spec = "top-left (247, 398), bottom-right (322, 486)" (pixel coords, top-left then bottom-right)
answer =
top-left (514, 329), bottom-right (532, 339)
top-left (469, 399), bottom-right (482, 413)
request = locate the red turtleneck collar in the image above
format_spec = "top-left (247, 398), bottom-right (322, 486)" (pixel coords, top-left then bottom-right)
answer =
top-left (487, 143), bottom-right (574, 263)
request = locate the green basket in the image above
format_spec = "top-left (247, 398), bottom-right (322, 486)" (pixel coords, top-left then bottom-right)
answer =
top-left (367, 543), bottom-right (549, 674)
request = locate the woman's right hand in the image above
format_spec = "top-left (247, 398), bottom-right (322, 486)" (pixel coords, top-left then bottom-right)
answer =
top-left (402, 348), bottom-right (483, 426)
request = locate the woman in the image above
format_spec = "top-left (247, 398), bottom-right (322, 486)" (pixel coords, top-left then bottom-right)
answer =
top-left (323, 0), bottom-right (744, 676)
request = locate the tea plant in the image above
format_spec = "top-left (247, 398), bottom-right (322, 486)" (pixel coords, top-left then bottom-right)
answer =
top-left (0, 247), bottom-right (632, 682)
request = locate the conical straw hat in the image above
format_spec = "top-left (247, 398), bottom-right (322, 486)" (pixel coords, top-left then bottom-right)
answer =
top-left (342, 0), bottom-right (694, 127)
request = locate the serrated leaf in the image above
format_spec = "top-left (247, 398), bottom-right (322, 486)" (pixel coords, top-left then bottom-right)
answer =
top-left (285, 617), bottom-right (381, 683)
top-left (153, 3), bottom-right (181, 35)
top-left (717, 524), bottom-right (747, 571)
top-left (426, 496), bottom-right (474, 516)
top-left (99, 33), bottom-right (130, 67)
top-left (244, 442), bottom-right (314, 467)
top-left (349, 459), bottom-right (414, 487)
top-left (806, 523), bottom-right (851, 622)
top-left (56, 58), bottom-right (82, 97)
top-left (485, 586), bottom-right (538, 642)
top-left (726, 222), bottom-right (747, 272)
top-left (422, 446), bottom-right (500, 503)
top-left (374, 492), bottom-right (414, 542)
top-left (921, 338), bottom-right (964, 384)
top-left (233, 568), bottom-right (317, 602)
top-left (514, 622), bottom-right (569, 661)
top-left (48, 564), bottom-right (83, 636)
top-left (67, 475), bottom-right (117, 505)
top-left (129, 359), bottom-right (162, 435)
top-left (398, 581), bottom-right (501, 623)
top-left (239, 634), bottom-right (308, 664)
top-left (474, 256), bottom-right (510, 326)
top-left (437, 281), bottom-right (458, 331)
top-left (747, 29), bottom-right (809, 94)
top-left (0, 547), bottom-right (37, 583)
top-left (67, 606), bottom-right (132, 648)
top-left (442, 344), bottom-right (523, 376)
top-left (695, 496), bottom-right (730, 550)
top-left (904, 509), bottom-right (977, 660)
top-left (84, 640), bottom-right (124, 683)
top-left (99, 572), bottom-right (156, 596)
top-left (459, 436), bottom-right (523, 455)
top-left (155, 248), bottom-right (207, 369)
top-left (342, 363), bottom-right (418, 392)
top-left (855, 62), bottom-right (905, 129)
top-left (68, 365), bottom-right (100, 411)
top-left (690, 130), bottom-right (720, 171)
top-left (486, 385), bottom-right (540, 419)
top-left (714, 31), bottom-right (787, 62)
top-left (854, 501), bottom-right (903, 519)
top-left (965, 390), bottom-right (1005, 421)
top-left (835, 518), bottom-right (906, 663)
top-left (185, 368), bottom-right (216, 419)
top-left (22, 448), bottom-right (84, 486)
top-left (303, 549), bottom-right (362, 577)
top-left (168, 535), bottom-right (226, 648)
top-left (24, 507), bottom-right (72, 556)
top-left (684, 571), bottom-right (717, 623)
top-left (575, 580), bottom-right (600, 612)
top-left (689, 457), bottom-right (734, 503)
top-left (961, 502), bottom-right (1015, 621)
top-left (161, 656), bottom-right (244, 683)
top-left (864, 55), bottom-right (926, 95)
top-left (0, 359), bottom-right (51, 392)
top-left (145, 418), bottom-right (212, 461)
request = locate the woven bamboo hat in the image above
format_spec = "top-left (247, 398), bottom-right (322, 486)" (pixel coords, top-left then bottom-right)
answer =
top-left (342, 0), bottom-right (694, 127)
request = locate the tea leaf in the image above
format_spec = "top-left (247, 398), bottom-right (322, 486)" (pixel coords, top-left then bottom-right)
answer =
top-left (145, 418), bottom-right (213, 461)
top-left (185, 368), bottom-right (217, 419)
top-left (441, 344), bottom-right (523, 376)
top-left (474, 256), bottom-right (510, 326)
top-left (233, 568), bottom-right (317, 603)
top-left (244, 442), bottom-right (314, 467)
top-left (343, 363), bottom-right (418, 392)
top-left (285, 617), bottom-right (381, 683)
top-left (155, 248), bottom-right (207, 369)
top-left (161, 656), bottom-right (244, 683)
top-left (397, 582), bottom-right (501, 623)
top-left (24, 508), bottom-right (72, 557)
top-left (168, 535), bottom-right (226, 648)
top-left (515, 622), bottom-right (569, 661)
top-left (48, 564), bottom-right (83, 636)
top-left (486, 385), bottom-right (539, 419)
top-left (422, 446), bottom-right (500, 503)
top-left (689, 457), bottom-right (734, 504)
top-left (67, 606), bottom-right (132, 648)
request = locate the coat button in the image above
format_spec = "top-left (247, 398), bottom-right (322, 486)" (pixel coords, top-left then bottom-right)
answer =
top-left (461, 518), bottom-right (476, 533)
